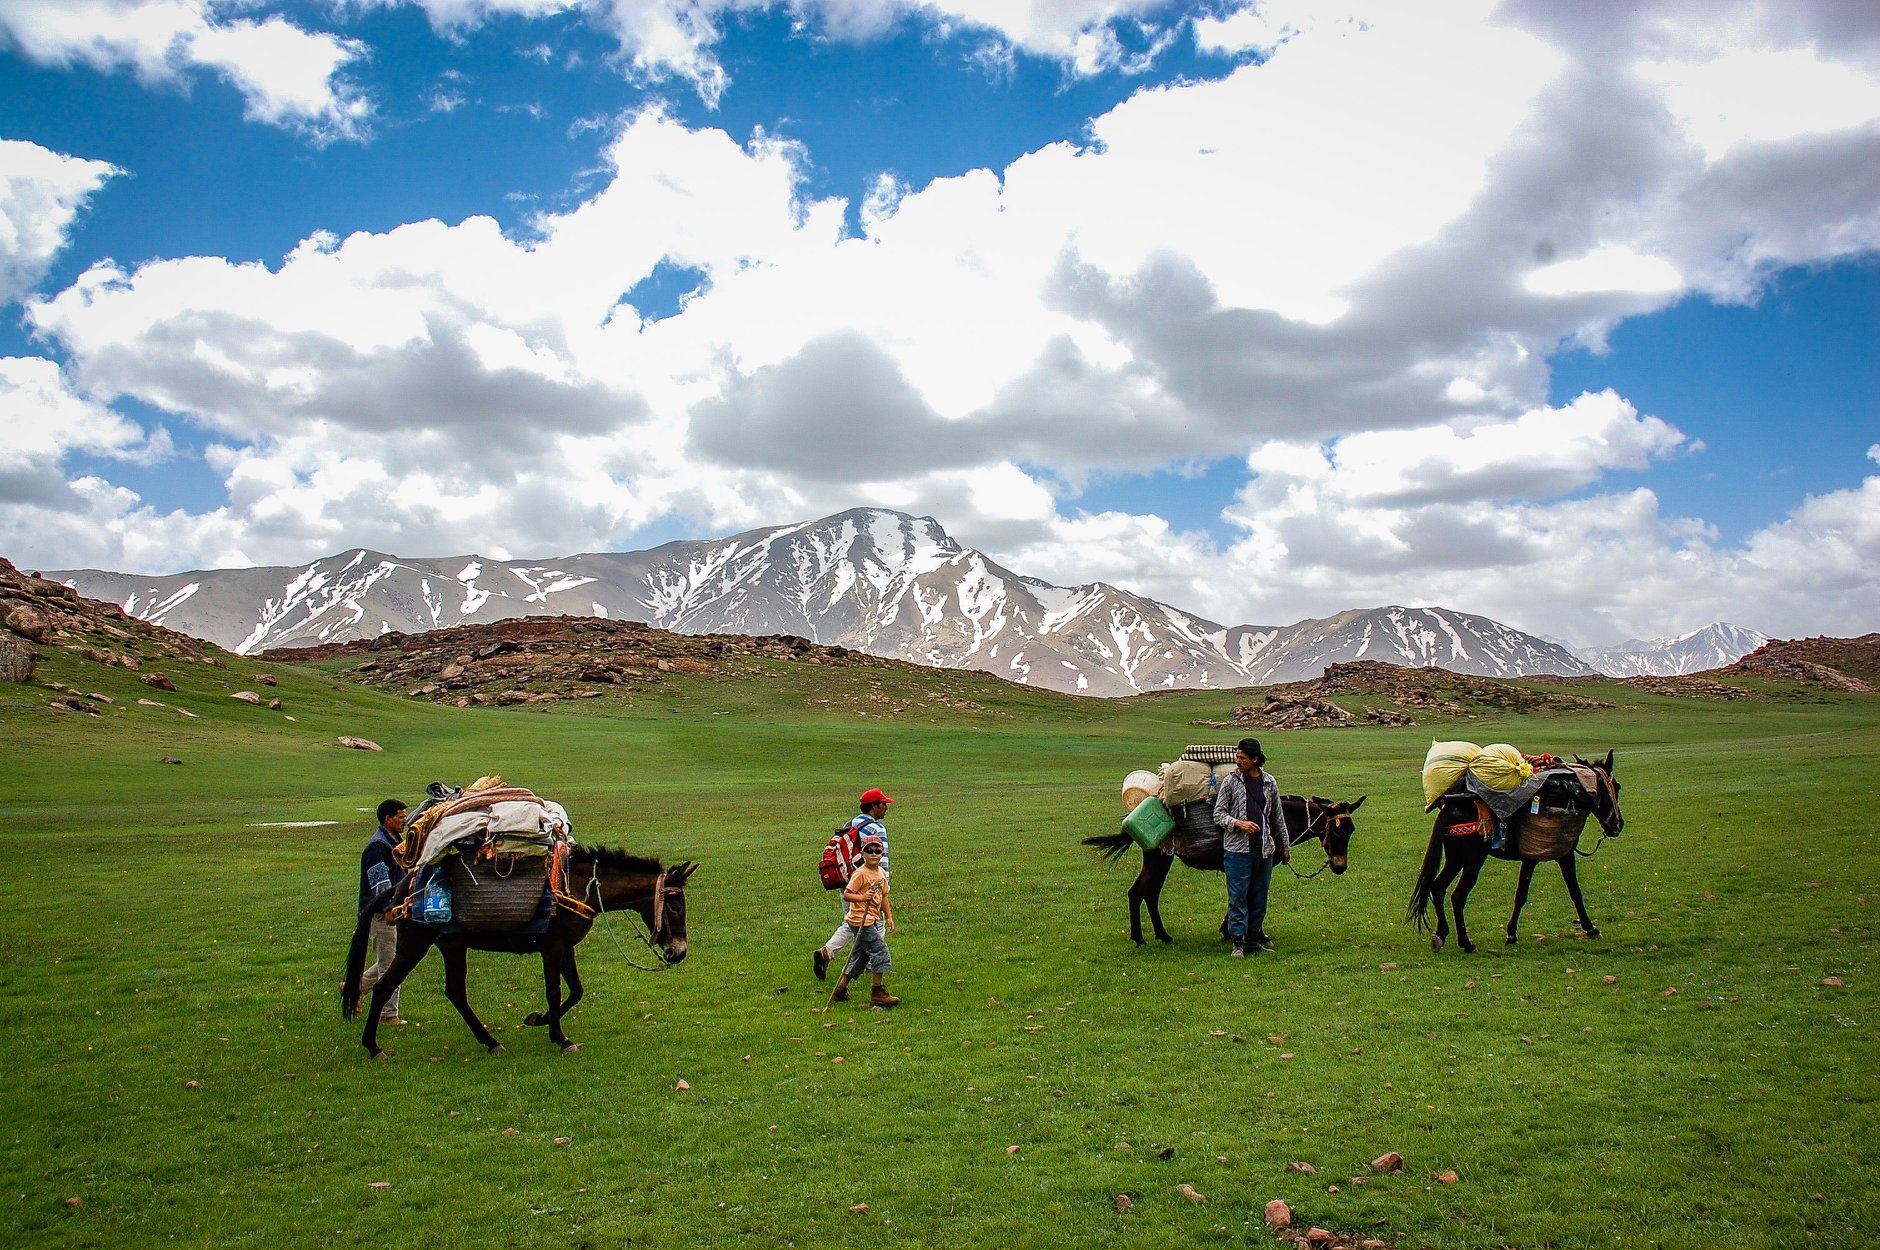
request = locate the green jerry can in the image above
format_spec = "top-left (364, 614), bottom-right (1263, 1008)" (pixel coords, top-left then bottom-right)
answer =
top-left (1122, 794), bottom-right (1176, 850)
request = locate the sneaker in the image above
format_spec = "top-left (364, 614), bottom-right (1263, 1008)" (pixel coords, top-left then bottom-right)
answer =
top-left (812, 948), bottom-right (830, 980)
top-left (1231, 944), bottom-right (1247, 958)
top-left (829, 983), bottom-right (849, 1003)
top-left (1253, 935), bottom-right (1275, 953)
top-left (870, 987), bottom-right (900, 1008)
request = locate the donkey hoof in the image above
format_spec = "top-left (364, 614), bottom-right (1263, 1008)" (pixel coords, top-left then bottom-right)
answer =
top-left (1459, 940), bottom-right (1476, 954)
top-left (560, 1042), bottom-right (583, 1054)
top-left (487, 1043), bottom-right (507, 1055)
top-left (1506, 934), bottom-right (1518, 945)
top-left (1430, 934), bottom-right (1445, 952)
top-left (1583, 927), bottom-right (1601, 939)
top-left (523, 1011), bottom-right (546, 1026)
top-left (1155, 933), bottom-right (1173, 945)
top-left (372, 1048), bottom-right (393, 1062)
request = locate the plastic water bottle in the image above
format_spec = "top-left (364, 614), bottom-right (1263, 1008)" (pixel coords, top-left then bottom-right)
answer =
top-left (417, 875), bottom-right (453, 924)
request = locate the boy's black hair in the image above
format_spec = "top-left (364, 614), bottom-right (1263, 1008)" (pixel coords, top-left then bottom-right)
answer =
top-left (377, 798), bottom-right (408, 825)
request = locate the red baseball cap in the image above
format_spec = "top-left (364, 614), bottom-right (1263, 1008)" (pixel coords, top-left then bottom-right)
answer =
top-left (859, 787), bottom-right (895, 806)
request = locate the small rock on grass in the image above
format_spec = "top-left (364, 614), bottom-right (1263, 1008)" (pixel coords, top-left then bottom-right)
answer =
top-left (1437, 1169), bottom-right (1459, 1184)
top-left (675, 1079), bottom-right (690, 1090)
top-left (1306, 1227), bottom-right (1336, 1244)
top-left (1286, 1161), bottom-right (1318, 1175)
top-left (64, 1197), bottom-right (82, 1209)
top-left (1114, 1194), bottom-right (1134, 1211)
top-left (1819, 977), bottom-right (1844, 987)
top-left (1006, 1145), bottom-right (1020, 1155)
top-left (1176, 1183), bottom-right (1205, 1203)
top-left (850, 1203), bottom-right (869, 1214)
top-left (367, 1182), bottom-right (390, 1190)
top-left (500, 1127), bottom-right (518, 1137)
top-left (1263, 1199), bottom-right (1292, 1228)
top-left (1370, 1151), bottom-right (1404, 1173)
top-left (554, 1137), bottom-right (573, 1146)
top-left (185, 1079), bottom-right (201, 1089)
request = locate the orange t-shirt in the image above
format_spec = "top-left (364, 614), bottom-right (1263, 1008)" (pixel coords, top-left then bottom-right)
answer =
top-left (844, 864), bottom-right (889, 926)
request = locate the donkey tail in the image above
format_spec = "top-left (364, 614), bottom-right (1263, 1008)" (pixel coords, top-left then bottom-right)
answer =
top-left (1082, 830), bottom-right (1136, 862)
top-left (1405, 821), bottom-right (1445, 932)
top-left (341, 879), bottom-right (400, 1020)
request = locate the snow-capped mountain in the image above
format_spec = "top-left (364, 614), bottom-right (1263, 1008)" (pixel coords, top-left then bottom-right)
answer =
top-left (52, 508), bottom-right (1594, 696)
top-left (1578, 623), bottom-right (1769, 677)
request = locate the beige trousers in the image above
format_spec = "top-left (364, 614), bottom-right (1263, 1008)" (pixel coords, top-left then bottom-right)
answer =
top-left (359, 915), bottom-right (401, 1018)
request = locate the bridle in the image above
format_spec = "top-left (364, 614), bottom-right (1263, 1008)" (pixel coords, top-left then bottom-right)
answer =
top-left (1282, 800), bottom-right (1345, 880)
top-left (1573, 765), bottom-right (1624, 855)
top-left (576, 863), bottom-right (686, 972)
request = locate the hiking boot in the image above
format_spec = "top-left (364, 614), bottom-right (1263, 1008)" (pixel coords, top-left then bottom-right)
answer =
top-left (870, 986), bottom-right (900, 1008)
top-left (829, 982), bottom-right (849, 1003)
top-left (1231, 944), bottom-right (1247, 959)
top-left (1253, 934), bottom-right (1275, 953)
top-left (812, 947), bottom-right (830, 980)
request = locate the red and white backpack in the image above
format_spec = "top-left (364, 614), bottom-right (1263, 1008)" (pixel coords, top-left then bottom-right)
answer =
top-left (818, 824), bottom-right (861, 890)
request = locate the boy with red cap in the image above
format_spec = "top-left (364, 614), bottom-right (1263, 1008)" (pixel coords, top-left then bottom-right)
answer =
top-left (812, 787), bottom-right (893, 979)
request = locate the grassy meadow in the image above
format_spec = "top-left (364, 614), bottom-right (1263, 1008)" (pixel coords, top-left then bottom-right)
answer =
top-left (1, 642), bottom-right (1875, 1249)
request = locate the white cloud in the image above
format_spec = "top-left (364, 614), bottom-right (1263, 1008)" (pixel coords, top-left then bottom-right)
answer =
top-left (0, 0), bottom-right (369, 139)
top-left (0, 140), bottom-right (121, 305)
top-left (371, 0), bottom-right (1187, 102)
top-left (11, 1), bottom-right (1880, 645)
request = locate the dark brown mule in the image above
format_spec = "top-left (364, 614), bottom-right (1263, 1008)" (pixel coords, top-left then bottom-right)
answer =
top-left (1084, 795), bottom-right (1366, 945)
top-left (1408, 751), bottom-right (1623, 953)
top-left (343, 848), bottom-right (696, 1057)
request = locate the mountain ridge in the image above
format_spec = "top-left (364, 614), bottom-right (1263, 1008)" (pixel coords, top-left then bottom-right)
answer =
top-left (45, 508), bottom-right (1757, 695)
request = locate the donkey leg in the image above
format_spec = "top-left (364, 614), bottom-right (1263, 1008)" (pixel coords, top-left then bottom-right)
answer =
top-left (1429, 852), bottom-right (1460, 952)
top-left (1507, 861), bottom-right (1538, 944)
top-left (1450, 859), bottom-right (1484, 953)
top-left (1559, 857), bottom-right (1600, 938)
top-left (361, 927), bottom-right (433, 1058)
top-left (1139, 853), bottom-right (1175, 943)
top-left (553, 950), bottom-right (584, 1052)
top-left (440, 944), bottom-right (504, 1054)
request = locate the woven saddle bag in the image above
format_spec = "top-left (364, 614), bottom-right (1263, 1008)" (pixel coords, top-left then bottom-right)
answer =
top-left (1511, 807), bottom-right (1589, 862)
top-left (443, 852), bottom-right (548, 931)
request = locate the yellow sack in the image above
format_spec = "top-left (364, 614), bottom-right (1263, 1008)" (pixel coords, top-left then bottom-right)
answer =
top-left (1472, 743), bottom-right (1534, 791)
top-left (1422, 740), bottom-right (1481, 807)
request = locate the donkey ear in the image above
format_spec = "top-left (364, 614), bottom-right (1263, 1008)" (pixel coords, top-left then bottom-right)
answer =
top-left (679, 860), bottom-right (701, 880)
top-left (1573, 754), bottom-right (1589, 766)
top-left (1602, 749), bottom-right (1615, 771)
top-left (1348, 795), bottom-right (1366, 812)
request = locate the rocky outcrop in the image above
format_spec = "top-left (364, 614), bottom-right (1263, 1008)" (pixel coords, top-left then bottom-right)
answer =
top-left (266, 615), bottom-right (953, 707)
top-left (1, 557), bottom-right (219, 682)
top-left (1719, 636), bottom-right (1879, 691)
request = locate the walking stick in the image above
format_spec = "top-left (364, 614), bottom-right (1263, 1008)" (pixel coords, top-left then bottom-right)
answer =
top-left (817, 890), bottom-right (877, 1012)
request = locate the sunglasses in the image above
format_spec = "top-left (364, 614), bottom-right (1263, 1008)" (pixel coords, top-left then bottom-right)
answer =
top-left (861, 847), bottom-right (884, 854)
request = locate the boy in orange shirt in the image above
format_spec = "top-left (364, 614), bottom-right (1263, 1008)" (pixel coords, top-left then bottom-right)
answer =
top-left (828, 838), bottom-right (898, 1008)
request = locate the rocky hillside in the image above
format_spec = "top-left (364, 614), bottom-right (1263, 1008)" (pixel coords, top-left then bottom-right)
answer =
top-left (1192, 660), bottom-right (1612, 730)
top-left (0, 557), bottom-right (226, 708)
top-left (265, 614), bottom-right (996, 711)
top-left (1718, 635), bottom-right (1880, 691)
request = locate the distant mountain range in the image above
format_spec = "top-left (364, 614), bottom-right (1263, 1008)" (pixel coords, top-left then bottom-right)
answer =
top-left (1578, 623), bottom-right (1771, 676)
top-left (47, 509), bottom-right (1762, 696)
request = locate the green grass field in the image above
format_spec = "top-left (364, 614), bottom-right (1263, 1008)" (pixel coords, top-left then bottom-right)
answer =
top-left (1, 643), bottom-right (1875, 1249)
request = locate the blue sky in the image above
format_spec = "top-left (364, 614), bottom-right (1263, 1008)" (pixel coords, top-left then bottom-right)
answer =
top-left (1, 0), bottom-right (1876, 645)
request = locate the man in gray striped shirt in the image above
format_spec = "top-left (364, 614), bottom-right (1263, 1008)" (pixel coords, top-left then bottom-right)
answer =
top-left (1213, 738), bottom-right (1290, 956)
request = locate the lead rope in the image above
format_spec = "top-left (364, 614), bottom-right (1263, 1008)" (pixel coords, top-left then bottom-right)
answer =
top-left (1573, 769), bottom-right (1619, 859)
top-left (1281, 805), bottom-right (1334, 880)
top-left (582, 868), bottom-right (673, 973)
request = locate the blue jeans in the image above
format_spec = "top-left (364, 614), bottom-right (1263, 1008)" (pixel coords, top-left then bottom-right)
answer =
top-left (1225, 850), bottom-right (1277, 944)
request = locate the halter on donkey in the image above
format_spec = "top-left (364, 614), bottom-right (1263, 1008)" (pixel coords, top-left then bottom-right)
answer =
top-left (1407, 750), bottom-right (1623, 953)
